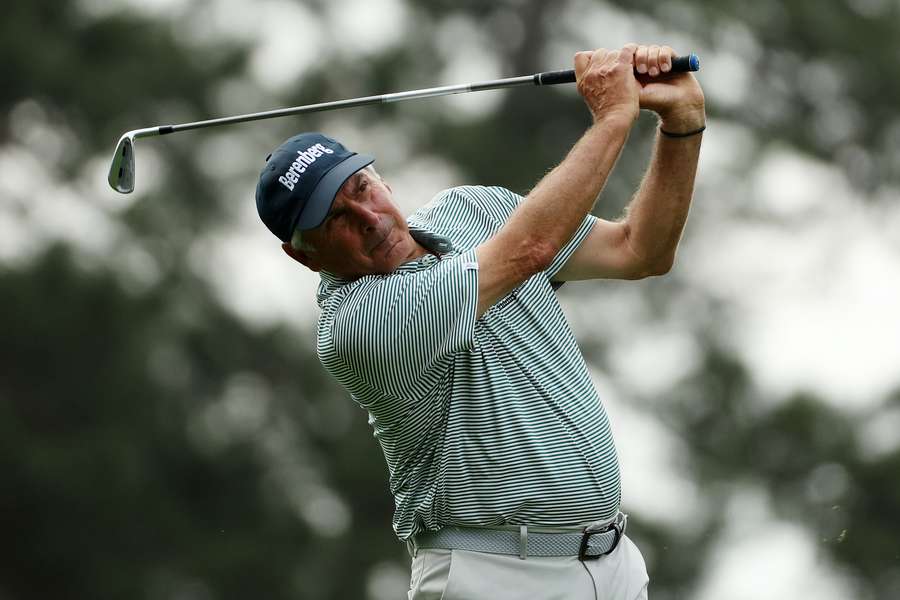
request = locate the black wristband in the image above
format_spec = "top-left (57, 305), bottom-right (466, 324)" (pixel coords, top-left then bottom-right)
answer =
top-left (659, 124), bottom-right (706, 138)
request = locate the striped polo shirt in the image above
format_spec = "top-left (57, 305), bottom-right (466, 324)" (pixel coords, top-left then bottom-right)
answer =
top-left (315, 185), bottom-right (620, 541)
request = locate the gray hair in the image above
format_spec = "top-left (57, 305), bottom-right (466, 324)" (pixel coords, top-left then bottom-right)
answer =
top-left (288, 165), bottom-right (381, 252)
top-left (290, 228), bottom-right (314, 252)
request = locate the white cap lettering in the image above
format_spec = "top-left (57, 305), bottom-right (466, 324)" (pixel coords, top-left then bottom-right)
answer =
top-left (278, 175), bottom-right (294, 191)
top-left (278, 142), bottom-right (336, 191)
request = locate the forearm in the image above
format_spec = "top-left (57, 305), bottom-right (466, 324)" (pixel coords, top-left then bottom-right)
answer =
top-left (474, 47), bottom-right (642, 316)
top-left (498, 116), bottom-right (631, 265)
top-left (622, 123), bottom-right (702, 271)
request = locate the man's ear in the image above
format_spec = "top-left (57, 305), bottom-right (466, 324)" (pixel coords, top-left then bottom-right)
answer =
top-left (281, 242), bottom-right (322, 272)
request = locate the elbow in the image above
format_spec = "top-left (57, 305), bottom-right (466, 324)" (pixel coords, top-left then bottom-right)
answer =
top-left (620, 223), bottom-right (675, 280)
top-left (530, 239), bottom-right (558, 273)
top-left (641, 254), bottom-right (675, 278)
top-left (517, 237), bottom-right (556, 276)
top-left (536, 251), bottom-right (557, 276)
top-left (648, 261), bottom-right (674, 277)
top-left (622, 252), bottom-right (675, 280)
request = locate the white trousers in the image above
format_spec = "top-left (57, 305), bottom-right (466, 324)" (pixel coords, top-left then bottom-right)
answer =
top-left (407, 534), bottom-right (649, 600)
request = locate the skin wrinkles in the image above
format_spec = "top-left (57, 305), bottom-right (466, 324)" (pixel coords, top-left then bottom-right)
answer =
top-left (281, 168), bottom-right (429, 279)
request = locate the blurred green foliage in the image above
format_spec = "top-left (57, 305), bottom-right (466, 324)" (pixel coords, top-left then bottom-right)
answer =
top-left (2, 0), bottom-right (898, 598)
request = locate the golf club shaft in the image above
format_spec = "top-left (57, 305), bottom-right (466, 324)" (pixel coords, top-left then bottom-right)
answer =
top-left (108, 54), bottom-right (699, 193)
top-left (154, 54), bottom-right (699, 136)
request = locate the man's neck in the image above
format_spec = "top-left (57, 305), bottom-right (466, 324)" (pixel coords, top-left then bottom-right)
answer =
top-left (407, 241), bottom-right (434, 261)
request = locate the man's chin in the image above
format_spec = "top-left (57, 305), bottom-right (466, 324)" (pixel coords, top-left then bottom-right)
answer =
top-left (384, 238), bottom-right (403, 258)
top-left (333, 239), bottom-right (412, 279)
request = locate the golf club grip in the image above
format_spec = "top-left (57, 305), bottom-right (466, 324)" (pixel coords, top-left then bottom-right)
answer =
top-left (536, 53), bottom-right (699, 86)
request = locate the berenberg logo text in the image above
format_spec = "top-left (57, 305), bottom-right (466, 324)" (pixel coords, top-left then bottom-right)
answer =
top-left (278, 143), bottom-right (335, 191)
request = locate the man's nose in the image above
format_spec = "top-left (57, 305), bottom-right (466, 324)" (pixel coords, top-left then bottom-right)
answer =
top-left (350, 202), bottom-right (380, 231)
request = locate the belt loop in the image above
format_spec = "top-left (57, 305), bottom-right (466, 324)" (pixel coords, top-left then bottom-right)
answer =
top-left (519, 525), bottom-right (528, 560)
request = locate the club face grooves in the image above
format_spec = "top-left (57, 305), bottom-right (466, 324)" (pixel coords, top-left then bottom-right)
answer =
top-left (108, 135), bottom-right (135, 194)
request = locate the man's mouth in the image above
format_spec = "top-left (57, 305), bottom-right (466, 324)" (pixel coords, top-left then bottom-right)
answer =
top-left (368, 218), bottom-right (398, 254)
top-left (382, 239), bottom-right (399, 256)
top-left (370, 233), bottom-right (390, 253)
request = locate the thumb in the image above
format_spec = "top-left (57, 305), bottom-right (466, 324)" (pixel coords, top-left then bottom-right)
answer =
top-left (638, 81), bottom-right (675, 113)
top-left (573, 51), bottom-right (592, 82)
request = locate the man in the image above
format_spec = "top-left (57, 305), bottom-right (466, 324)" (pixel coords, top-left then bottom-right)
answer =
top-left (255, 44), bottom-right (704, 599)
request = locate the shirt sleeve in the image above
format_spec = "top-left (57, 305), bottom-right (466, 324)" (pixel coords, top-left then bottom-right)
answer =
top-left (545, 213), bottom-right (598, 281)
top-left (450, 186), bottom-right (598, 281)
top-left (321, 249), bottom-right (480, 399)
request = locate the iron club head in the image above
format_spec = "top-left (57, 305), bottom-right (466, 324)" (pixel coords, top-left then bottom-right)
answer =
top-left (105, 52), bottom-right (701, 194)
top-left (107, 127), bottom-right (161, 194)
top-left (108, 133), bottom-right (136, 193)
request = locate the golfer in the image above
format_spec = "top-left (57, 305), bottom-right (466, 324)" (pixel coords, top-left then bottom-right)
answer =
top-left (255, 44), bottom-right (704, 600)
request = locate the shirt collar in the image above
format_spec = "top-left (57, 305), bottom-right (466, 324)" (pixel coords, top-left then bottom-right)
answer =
top-left (316, 224), bottom-right (455, 307)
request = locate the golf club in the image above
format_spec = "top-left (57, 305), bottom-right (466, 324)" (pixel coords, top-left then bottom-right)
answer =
top-left (108, 54), bottom-right (700, 194)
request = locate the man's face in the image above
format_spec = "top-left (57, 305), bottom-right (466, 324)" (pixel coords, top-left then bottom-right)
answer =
top-left (290, 168), bottom-right (422, 279)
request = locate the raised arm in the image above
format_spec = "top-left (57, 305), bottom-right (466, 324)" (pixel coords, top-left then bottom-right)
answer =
top-left (475, 46), bottom-right (641, 317)
top-left (555, 44), bottom-right (706, 282)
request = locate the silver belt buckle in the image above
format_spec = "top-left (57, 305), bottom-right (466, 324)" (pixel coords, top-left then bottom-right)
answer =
top-left (578, 513), bottom-right (626, 561)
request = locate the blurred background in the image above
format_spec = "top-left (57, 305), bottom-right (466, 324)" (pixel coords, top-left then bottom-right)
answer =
top-left (2, 0), bottom-right (899, 598)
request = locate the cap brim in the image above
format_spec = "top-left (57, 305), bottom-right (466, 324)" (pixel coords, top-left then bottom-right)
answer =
top-left (294, 153), bottom-right (375, 231)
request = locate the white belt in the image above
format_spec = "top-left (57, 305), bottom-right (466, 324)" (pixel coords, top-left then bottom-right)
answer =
top-left (412, 512), bottom-right (627, 561)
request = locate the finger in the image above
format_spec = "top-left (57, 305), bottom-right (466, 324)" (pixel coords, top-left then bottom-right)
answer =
top-left (615, 45), bottom-right (635, 67)
top-left (592, 47), bottom-right (611, 67)
top-left (574, 50), bottom-right (592, 81)
top-left (659, 46), bottom-right (675, 73)
top-left (635, 45), bottom-right (648, 74)
top-left (648, 45), bottom-right (661, 76)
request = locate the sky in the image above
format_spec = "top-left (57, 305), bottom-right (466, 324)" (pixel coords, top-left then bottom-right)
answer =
top-left (5, 0), bottom-right (898, 598)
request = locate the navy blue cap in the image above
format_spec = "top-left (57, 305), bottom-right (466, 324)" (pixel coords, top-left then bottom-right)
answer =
top-left (256, 133), bottom-right (374, 242)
